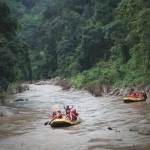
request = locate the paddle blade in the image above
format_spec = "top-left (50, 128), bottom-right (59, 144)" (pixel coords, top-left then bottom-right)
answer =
top-left (52, 104), bottom-right (59, 108)
top-left (78, 117), bottom-right (84, 122)
top-left (44, 121), bottom-right (49, 126)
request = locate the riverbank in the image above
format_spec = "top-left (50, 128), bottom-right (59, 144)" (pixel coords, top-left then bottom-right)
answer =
top-left (1, 78), bottom-right (150, 104)
top-left (34, 78), bottom-right (150, 98)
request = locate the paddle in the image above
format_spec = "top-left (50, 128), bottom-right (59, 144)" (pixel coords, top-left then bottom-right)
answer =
top-left (52, 104), bottom-right (59, 108)
top-left (44, 104), bottom-right (58, 125)
top-left (78, 117), bottom-right (84, 122)
top-left (44, 119), bottom-right (54, 126)
top-left (44, 121), bottom-right (50, 126)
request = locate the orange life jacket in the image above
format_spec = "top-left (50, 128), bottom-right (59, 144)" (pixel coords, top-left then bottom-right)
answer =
top-left (127, 93), bottom-right (131, 97)
top-left (57, 113), bottom-right (63, 119)
top-left (139, 93), bottom-right (143, 97)
top-left (131, 93), bottom-right (136, 97)
top-left (135, 92), bottom-right (139, 97)
top-left (71, 112), bottom-right (79, 120)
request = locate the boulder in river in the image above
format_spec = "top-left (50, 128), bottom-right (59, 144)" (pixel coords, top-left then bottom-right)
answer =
top-left (129, 126), bottom-right (140, 131)
top-left (13, 98), bottom-right (28, 102)
top-left (138, 127), bottom-right (150, 135)
top-left (89, 137), bottom-right (122, 142)
top-left (129, 124), bottom-right (150, 132)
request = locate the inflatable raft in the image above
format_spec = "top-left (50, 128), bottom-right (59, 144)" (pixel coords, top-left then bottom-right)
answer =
top-left (123, 97), bottom-right (146, 103)
top-left (49, 118), bottom-right (81, 127)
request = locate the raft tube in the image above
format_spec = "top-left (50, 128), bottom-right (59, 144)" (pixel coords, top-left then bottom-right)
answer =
top-left (124, 97), bottom-right (146, 103)
top-left (50, 118), bottom-right (81, 127)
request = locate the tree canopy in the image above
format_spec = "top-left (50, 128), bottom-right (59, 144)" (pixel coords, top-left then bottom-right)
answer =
top-left (1, 0), bottom-right (150, 91)
top-left (0, 2), bottom-right (32, 90)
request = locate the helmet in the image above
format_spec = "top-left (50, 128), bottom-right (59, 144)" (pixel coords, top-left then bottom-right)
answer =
top-left (53, 111), bottom-right (56, 114)
top-left (72, 109), bottom-right (76, 112)
top-left (58, 110), bottom-right (61, 113)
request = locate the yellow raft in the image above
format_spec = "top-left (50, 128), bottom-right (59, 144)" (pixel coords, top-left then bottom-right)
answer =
top-left (124, 97), bottom-right (146, 103)
top-left (49, 118), bottom-right (81, 127)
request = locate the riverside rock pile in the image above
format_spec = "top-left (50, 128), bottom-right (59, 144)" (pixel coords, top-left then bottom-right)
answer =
top-left (34, 77), bottom-right (60, 85)
top-left (129, 119), bottom-right (150, 135)
top-left (108, 84), bottom-right (150, 97)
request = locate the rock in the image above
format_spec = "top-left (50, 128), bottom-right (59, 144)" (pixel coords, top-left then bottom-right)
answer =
top-left (113, 88), bottom-right (119, 93)
top-left (89, 137), bottom-right (122, 142)
top-left (129, 124), bottom-right (150, 131)
top-left (1, 112), bottom-right (4, 117)
top-left (13, 98), bottom-right (24, 102)
top-left (109, 91), bottom-right (114, 95)
top-left (123, 88), bottom-right (129, 97)
top-left (34, 78), bottom-right (60, 85)
top-left (138, 127), bottom-right (150, 135)
top-left (109, 88), bottom-right (120, 95)
top-left (108, 127), bottom-right (113, 130)
top-left (118, 93), bottom-right (123, 96)
top-left (129, 126), bottom-right (139, 131)
top-left (118, 88), bottom-right (124, 96)
top-left (115, 91), bottom-right (119, 95)
top-left (144, 85), bottom-right (150, 92)
top-left (13, 98), bottom-right (28, 102)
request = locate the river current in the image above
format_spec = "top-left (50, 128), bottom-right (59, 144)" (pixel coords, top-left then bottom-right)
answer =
top-left (0, 84), bottom-right (150, 150)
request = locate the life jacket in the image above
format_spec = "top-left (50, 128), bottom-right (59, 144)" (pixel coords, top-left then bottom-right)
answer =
top-left (66, 108), bottom-right (71, 114)
top-left (139, 92), bottom-right (143, 97)
top-left (57, 113), bottom-right (63, 119)
top-left (131, 92), bottom-right (136, 97)
top-left (50, 114), bottom-right (57, 121)
top-left (71, 112), bottom-right (79, 120)
top-left (127, 93), bottom-right (131, 97)
top-left (143, 92), bottom-right (147, 99)
top-left (135, 92), bottom-right (139, 97)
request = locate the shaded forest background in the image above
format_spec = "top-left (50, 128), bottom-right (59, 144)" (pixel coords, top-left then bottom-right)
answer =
top-left (1, 0), bottom-right (150, 94)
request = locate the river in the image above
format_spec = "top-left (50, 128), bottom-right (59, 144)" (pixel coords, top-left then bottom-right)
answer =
top-left (0, 84), bottom-right (150, 150)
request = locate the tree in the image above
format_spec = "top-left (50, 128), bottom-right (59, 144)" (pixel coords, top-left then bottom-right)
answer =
top-left (116, 0), bottom-right (150, 82)
top-left (0, 2), bottom-right (32, 90)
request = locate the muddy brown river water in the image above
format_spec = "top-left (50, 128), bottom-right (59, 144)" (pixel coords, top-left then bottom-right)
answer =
top-left (0, 84), bottom-right (150, 150)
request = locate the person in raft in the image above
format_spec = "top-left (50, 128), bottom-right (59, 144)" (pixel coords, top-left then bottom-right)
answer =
top-left (142, 91), bottom-right (147, 99)
top-left (50, 111), bottom-right (57, 121)
top-left (127, 91), bottom-right (147, 99)
top-left (64, 105), bottom-right (74, 119)
top-left (70, 108), bottom-right (79, 121)
top-left (57, 110), bottom-right (63, 119)
top-left (127, 92), bottom-right (131, 97)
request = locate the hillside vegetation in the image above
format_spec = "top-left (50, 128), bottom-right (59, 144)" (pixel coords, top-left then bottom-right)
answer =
top-left (1, 0), bottom-right (150, 96)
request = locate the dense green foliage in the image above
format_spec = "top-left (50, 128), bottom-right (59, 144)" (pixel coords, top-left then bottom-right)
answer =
top-left (0, 2), bottom-right (32, 91)
top-left (1, 0), bottom-right (150, 92)
top-left (30, 0), bottom-right (120, 79)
